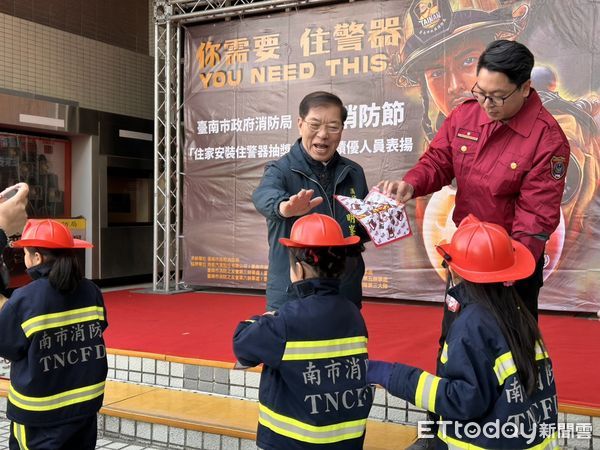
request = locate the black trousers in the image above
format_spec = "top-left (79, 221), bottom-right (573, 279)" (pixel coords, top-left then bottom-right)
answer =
top-left (513, 253), bottom-right (545, 322)
top-left (10, 415), bottom-right (97, 450)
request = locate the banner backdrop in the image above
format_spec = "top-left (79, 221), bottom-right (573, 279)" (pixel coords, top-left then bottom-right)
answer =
top-left (183, 0), bottom-right (600, 312)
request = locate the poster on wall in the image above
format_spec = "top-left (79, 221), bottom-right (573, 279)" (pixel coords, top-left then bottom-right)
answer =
top-left (0, 133), bottom-right (71, 288)
top-left (183, 0), bottom-right (600, 312)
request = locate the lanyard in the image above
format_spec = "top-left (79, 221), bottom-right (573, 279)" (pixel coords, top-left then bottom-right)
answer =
top-left (443, 264), bottom-right (455, 304)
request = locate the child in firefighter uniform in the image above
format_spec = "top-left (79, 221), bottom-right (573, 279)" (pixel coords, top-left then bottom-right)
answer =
top-left (368, 215), bottom-right (558, 450)
top-left (0, 219), bottom-right (108, 450)
top-left (233, 213), bottom-right (374, 450)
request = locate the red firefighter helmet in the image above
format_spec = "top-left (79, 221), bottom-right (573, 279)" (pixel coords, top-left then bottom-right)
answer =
top-left (435, 214), bottom-right (534, 283)
top-left (279, 214), bottom-right (360, 248)
top-left (12, 219), bottom-right (93, 249)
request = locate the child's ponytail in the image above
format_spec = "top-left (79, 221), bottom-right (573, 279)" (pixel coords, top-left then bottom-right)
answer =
top-left (33, 248), bottom-right (83, 293)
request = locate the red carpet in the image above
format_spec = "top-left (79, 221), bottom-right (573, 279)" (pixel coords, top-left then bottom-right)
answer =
top-left (103, 290), bottom-right (600, 409)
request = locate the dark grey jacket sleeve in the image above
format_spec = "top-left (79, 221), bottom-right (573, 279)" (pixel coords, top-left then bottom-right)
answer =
top-left (252, 162), bottom-right (291, 222)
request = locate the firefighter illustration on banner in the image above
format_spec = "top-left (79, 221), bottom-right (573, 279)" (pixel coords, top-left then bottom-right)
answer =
top-left (388, 0), bottom-right (599, 282)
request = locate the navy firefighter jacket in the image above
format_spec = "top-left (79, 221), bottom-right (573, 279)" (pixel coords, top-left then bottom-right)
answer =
top-left (233, 278), bottom-right (374, 450)
top-left (0, 264), bottom-right (108, 426)
top-left (383, 283), bottom-right (558, 449)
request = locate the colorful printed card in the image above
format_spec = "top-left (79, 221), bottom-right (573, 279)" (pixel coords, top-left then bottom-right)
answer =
top-left (335, 188), bottom-right (412, 247)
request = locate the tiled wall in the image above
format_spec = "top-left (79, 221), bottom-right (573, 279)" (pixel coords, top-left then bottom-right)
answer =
top-left (559, 413), bottom-right (600, 450)
top-left (0, 0), bottom-right (150, 55)
top-left (107, 354), bottom-right (262, 400)
top-left (0, 11), bottom-right (153, 119)
top-left (106, 353), bottom-right (430, 424)
top-left (103, 353), bottom-right (600, 449)
top-left (99, 415), bottom-right (600, 450)
top-left (2, 381), bottom-right (600, 448)
top-left (2, 354), bottom-right (599, 449)
top-left (99, 415), bottom-right (259, 450)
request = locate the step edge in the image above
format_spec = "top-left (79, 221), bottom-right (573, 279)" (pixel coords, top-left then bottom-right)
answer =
top-left (107, 348), bottom-right (262, 373)
top-left (99, 405), bottom-right (417, 444)
top-left (99, 405), bottom-right (256, 440)
top-left (2, 378), bottom-right (600, 420)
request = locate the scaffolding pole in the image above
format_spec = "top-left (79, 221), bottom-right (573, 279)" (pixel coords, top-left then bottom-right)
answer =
top-left (153, 3), bottom-right (181, 292)
top-left (152, 0), bottom-right (344, 292)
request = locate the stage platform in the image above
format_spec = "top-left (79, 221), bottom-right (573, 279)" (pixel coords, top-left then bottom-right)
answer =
top-left (0, 290), bottom-right (595, 443)
top-left (4, 288), bottom-right (592, 449)
top-left (103, 288), bottom-right (600, 411)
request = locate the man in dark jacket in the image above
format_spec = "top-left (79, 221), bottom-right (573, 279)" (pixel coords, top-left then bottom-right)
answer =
top-left (253, 92), bottom-right (369, 311)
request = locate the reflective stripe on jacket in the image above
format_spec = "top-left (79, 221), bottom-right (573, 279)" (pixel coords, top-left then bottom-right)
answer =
top-left (233, 278), bottom-right (374, 450)
top-left (385, 283), bottom-right (558, 449)
top-left (0, 264), bottom-right (108, 426)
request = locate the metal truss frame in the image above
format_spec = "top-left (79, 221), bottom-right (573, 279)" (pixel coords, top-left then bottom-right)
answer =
top-left (152, 0), bottom-right (344, 292)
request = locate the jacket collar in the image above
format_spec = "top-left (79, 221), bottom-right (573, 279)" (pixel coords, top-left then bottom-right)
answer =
top-left (27, 263), bottom-right (53, 280)
top-left (290, 278), bottom-right (341, 299)
top-left (447, 282), bottom-right (473, 308)
top-left (299, 140), bottom-right (340, 171)
top-left (289, 138), bottom-right (341, 173)
top-left (478, 88), bottom-right (543, 137)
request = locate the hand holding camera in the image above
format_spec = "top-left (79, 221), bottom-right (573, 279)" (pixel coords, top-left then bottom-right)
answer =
top-left (0, 182), bottom-right (29, 236)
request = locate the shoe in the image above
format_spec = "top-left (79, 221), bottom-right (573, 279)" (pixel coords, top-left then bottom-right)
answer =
top-left (405, 437), bottom-right (436, 450)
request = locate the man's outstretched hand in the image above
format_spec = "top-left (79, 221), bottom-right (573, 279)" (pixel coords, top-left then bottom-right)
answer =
top-left (279, 189), bottom-right (324, 218)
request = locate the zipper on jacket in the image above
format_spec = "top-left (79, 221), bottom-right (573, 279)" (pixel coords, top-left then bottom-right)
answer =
top-left (291, 165), bottom-right (352, 219)
top-left (332, 166), bottom-right (351, 203)
top-left (291, 168), bottom-right (334, 217)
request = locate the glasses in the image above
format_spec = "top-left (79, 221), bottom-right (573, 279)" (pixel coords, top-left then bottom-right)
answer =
top-left (303, 120), bottom-right (343, 134)
top-left (471, 83), bottom-right (520, 106)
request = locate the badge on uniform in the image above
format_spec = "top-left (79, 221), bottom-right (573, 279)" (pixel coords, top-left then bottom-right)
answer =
top-left (446, 294), bottom-right (461, 313)
top-left (457, 128), bottom-right (479, 141)
top-left (550, 156), bottom-right (566, 180)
